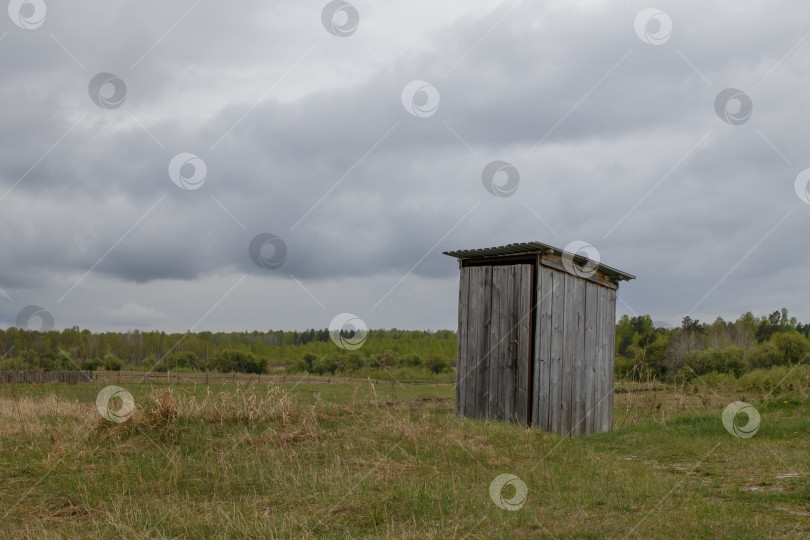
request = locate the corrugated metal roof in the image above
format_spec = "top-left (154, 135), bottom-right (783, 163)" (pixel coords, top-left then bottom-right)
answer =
top-left (443, 241), bottom-right (636, 281)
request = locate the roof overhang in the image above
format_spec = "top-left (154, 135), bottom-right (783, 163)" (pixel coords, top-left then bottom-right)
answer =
top-left (443, 241), bottom-right (636, 282)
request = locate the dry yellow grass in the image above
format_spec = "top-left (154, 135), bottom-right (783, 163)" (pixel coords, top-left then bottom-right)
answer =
top-left (0, 381), bottom-right (807, 538)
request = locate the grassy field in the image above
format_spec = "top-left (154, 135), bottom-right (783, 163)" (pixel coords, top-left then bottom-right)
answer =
top-left (0, 377), bottom-right (808, 539)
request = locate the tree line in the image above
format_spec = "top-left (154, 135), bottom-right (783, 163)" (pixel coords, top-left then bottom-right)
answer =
top-left (1, 309), bottom-right (808, 380)
top-left (616, 308), bottom-right (810, 380)
top-left (0, 327), bottom-right (456, 379)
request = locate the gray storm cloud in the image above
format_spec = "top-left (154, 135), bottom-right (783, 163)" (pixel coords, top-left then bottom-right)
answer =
top-left (1, 0), bottom-right (809, 331)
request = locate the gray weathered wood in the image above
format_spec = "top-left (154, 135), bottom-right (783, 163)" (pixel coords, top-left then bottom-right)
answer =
top-left (0, 371), bottom-right (93, 384)
top-left (533, 265), bottom-right (552, 430)
top-left (531, 262), bottom-right (540, 427)
top-left (502, 266), bottom-right (515, 421)
top-left (539, 265), bottom-right (554, 431)
top-left (502, 265), bottom-right (517, 422)
top-left (502, 265), bottom-right (517, 423)
top-left (510, 265), bottom-right (520, 423)
top-left (606, 288), bottom-right (617, 432)
top-left (516, 264), bottom-right (532, 426)
top-left (559, 272), bottom-right (575, 435)
top-left (465, 266), bottom-right (481, 418)
top-left (476, 266), bottom-right (492, 418)
top-left (453, 255), bottom-right (621, 436)
top-left (571, 279), bottom-right (588, 436)
top-left (594, 284), bottom-right (604, 432)
top-left (583, 282), bottom-right (598, 435)
top-left (597, 285), bottom-right (611, 433)
top-left (456, 267), bottom-right (470, 416)
top-left (487, 265), bottom-right (504, 418)
top-left (549, 268), bottom-right (565, 434)
top-left (539, 254), bottom-right (618, 290)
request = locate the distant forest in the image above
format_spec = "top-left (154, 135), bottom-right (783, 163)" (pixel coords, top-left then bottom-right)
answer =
top-left (616, 308), bottom-right (810, 380)
top-left (0, 327), bottom-right (457, 380)
top-left (1, 309), bottom-right (808, 381)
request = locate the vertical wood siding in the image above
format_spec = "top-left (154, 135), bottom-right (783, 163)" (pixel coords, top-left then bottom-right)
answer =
top-left (456, 264), bottom-right (532, 424)
top-left (457, 262), bottom-right (616, 436)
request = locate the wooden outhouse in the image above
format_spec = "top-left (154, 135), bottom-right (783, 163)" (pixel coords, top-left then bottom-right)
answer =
top-left (444, 242), bottom-right (635, 436)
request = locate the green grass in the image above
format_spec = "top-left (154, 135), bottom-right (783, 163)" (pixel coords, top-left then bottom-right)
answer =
top-left (0, 379), bottom-right (808, 539)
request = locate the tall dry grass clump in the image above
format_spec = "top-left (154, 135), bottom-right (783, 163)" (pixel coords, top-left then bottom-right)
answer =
top-left (0, 393), bottom-right (95, 438)
top-left (117, 385), bottom-right (418, 437)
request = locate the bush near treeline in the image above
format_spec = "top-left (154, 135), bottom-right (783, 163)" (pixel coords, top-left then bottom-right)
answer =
top-left (2, 310), bottom-right (809, 381)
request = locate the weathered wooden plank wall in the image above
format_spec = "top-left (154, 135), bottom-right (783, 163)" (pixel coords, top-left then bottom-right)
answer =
top-left (456, 263), bottom-right (532, 423)
top-left (595, 283), bottom-right (617, 434)
top-left (496, 265), bottom-right (511, 420)
top-left (548, 268), bottom-right (565, 434)
top-left (475, 265), bottom-right (492, 419)
top-left (514, 265), bottom-right (532, 425)
top-left (532, 264), bottom-right (553, 431)
top-left (605, 287), bottom-right (617, 432)
top-left (572, 277), bottom-right (586, 436)
top-left (457, 261), bottom-right (616, 436)
top-left (456, 265), bottom-right (470, 416)
top-left (583, 282), bottom-right (598, 435)
top-left (560, 273), bottom-right (575, 435)
top-left (529, 266), bottom-right (616, 436)
top-left (465, 266), bottom-right (482, 418)
top-left (488, 265), bottom-right (505, 419)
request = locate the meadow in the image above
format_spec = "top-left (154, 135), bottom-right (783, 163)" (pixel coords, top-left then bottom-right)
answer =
top-left (0, 372), bottom-right (808, 539)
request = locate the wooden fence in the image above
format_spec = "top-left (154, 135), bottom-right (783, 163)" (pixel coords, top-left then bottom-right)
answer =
top-left (0, 371), bottom-right (94, 384)
top-left (0, 370), bottom-right (454, 386)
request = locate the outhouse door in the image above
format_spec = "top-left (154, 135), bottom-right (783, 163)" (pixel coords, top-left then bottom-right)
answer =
top-left (456, 262), bottom-right (535, 425)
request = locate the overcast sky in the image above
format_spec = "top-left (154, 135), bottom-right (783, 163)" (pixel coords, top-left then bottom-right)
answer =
top-left (1, 0), bottom-right (809, 333)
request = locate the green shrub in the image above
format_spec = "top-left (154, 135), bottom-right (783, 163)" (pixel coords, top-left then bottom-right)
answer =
top-left (614, 355), bottom-right (637, 378)
top-left (312, 356), bottom-right (338, 375)
top-left (0, 356), bottom-right (28, 371)
top-left (143, 354), bottom-right (157, 368)
top-left (81, 358), bottom-right (101, 371)
top-left (209, 349), bottom-right (266, 374)
top-left (737, 366), bottom-right (792, 391)
top-left (34, 351), bottom-right (59, 370)
top-left (403, 354), bottom-right (423, 368)
top-left (155, 351), bottom-right (201, 372)
top-left (284, 353), bottom-right (319, 374)
top-left (336, 353), bottom-right (361, 372)
top-left (425, 355), bottom-right (451, 374)
top-left (152, 362), bottom-right (169, 372)
top-left (748, 341), bottom-right (783, 369)
top-left (286, 358), bottom-right (310, 374)
top-left (771, 332), bottom-right (810, 365)
top-left (102, 356), bottom-right (123, 371)
top-left (683, 346), bottom-right (745, 377)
